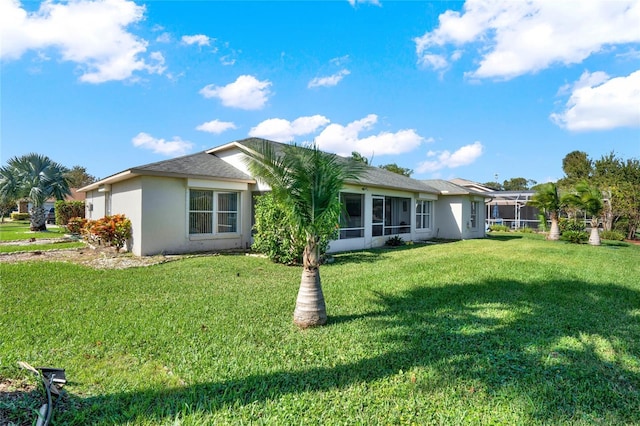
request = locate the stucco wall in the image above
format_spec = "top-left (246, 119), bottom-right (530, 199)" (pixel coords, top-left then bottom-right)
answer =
top-left (434, 196), bottom-right (463, 239)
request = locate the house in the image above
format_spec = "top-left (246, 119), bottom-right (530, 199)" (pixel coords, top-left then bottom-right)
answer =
top-left (79, 138), bottom-right (486, 256)
top-left (450, 178), bottom-right (539, 229)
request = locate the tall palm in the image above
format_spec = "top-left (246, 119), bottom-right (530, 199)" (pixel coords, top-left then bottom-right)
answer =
top-left (0, 153), bottom-right (71, 231)
top-left (529, 182), bottom-right (561, 240)
top-left (562, 182), bottom-right (604, 246)
top-left (245, 141), bottom-right (365, 328)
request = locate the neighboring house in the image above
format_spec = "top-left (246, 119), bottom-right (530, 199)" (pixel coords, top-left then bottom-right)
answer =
top-left (22, 188), bottom-right (86, 214)
top-left (450, 178), bottom-right (539, 229)
top-left (79, 138), bottom-right (486, 256)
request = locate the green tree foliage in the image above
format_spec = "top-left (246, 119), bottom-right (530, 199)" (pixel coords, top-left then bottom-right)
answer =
top-left (64, 165), bottom-right (97, 188)
top-left (0, 195), bottom-right (17, 222)
top-left (529, 182), bottom-right (561, 240)
top-left (351, 151), bottom-right (370, 165)
top-left (482, 181), bottom-right (503, 191)
top-left (502, 177), bottom-right (537, 191)
top-left (252, 192), bottom-right (333, 265)
top-left (0, 153), bottom-right (71, 231)
top-left (559, 150), bottom-right (593, 188)
top-left (379, 163), bottom-right (413, 177)
top-left (245, 141), bottom-right (365, 327)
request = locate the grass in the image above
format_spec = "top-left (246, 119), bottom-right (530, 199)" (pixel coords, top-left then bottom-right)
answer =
top-left (0, 220), bottom-right (68, 241)
top-left (1, 234), bottom-right (639, 424)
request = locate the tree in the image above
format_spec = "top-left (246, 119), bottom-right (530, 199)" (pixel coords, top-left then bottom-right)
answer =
top-left (64, 165), bottom-right (97, 188)
top-left (245, 142), bottom-right (365, 328)
top-left (562, 181), bottom-right (604, 246)
top-left (351, 151), bottom-right (370, 165)
top-left (0, 195), bottom-right (17, 223)
top-left (502, 177), bottom-right (536, 191)
top-left (0, 153), bottom-right (71, 231)
top-left (559, 150), bottom-right (593, 188)
top-left (379, 163), bottom-right (413, 177)
top-left (529, 182), bottom-right (561, 240)
top-left (482, 181), bottom-right (503, 191)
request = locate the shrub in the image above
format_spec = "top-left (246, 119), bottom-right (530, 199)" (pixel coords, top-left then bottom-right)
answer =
top-left (10, 212), bottom-right (29, 221)
top-left (559, 218), bottom-right (586, 233)
top-left (252, 192), bottom-right (332, 265)
top-left (561, 230), bottom-right (589, 244)
top-left (489, 224), bottom-right (510, 232)
top-left (385, 235), bottom-right (405, 246)
top-left (54, 200), bottom-right (85, 225)
top-left (519, 227), bottom-right (534, 233)
top-left (538, 213), bottom-right (548, 232)
top-left (83, 214), bottom-right (132, 252)
top-left (600, 230), bottom-right (625, 241)
top-left (66, 217), bottom-right (87, 235)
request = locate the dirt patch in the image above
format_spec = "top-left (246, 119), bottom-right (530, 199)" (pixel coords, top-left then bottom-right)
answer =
top-left (0, 240), bottom-right (173, 269)
top-left (0, 378), bottom-right (41, 426)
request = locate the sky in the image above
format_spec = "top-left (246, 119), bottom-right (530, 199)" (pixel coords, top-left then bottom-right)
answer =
top-left (2, 0), bottom-right (639, 186)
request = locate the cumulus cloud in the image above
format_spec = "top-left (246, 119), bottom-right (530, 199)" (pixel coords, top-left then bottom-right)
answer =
top-left (182, 34), bottom-right (211, 46)
top-left (200, 75), bottom-right (272, 110)
top-left (308, 69), bottom-right (351, 88)
top-left (550, 70), bottom-right (640, 131)
top-left (249, 115), bottom-right (330, 141)
top-left (0, 0), bottom-right (164, 83)
top-left (132, 132), bottom-right (193, 156)
top-left (196, 119), bottom-right (237, 134)
top-left (414, 0), bottom-right (640, 79)
top-left (416, 142), bottom-right (484, 173)
top-left (315, 114), bottom-right (428, 157)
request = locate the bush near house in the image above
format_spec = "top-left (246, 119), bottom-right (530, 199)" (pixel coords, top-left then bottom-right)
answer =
top-left (561, 230), bottom-right (589, 244)
top-left (54, 200), bottom-right (85, 225)
top-left (600, 230), bottom-right (625, 241)
top-left (83, 214), bottom-right (132, 252)
top-left (66, 217), bottom-right (87, 235)
top-left (10, 212), bottom-right (29, 221)
top-left (558, 218), bottom-right (586, 233)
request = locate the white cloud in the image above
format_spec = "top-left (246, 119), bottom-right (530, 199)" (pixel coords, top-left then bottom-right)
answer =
top-left (0, 0), bottom-right (164, 83)
top-left (132, 132), bottom-right (193, 156)
top-left (200, 75), bottom-right (272, 110)
top-left (249, 115), bottom-right (330, 141)
top-left (416, 142), bottom-right (484, 173)
top-left (414, 0), bottom-right (640, 79)
top-left (550, 70), bottom-right (640, 131)
top-left (196, 119), bottom-right (237, 134)
top-left (348, 0), bottom-right (381, 6)
top-left (308, 69), bottom-right (351, 88)
top-left (156, 32), bottom-right (171, 43)
top-left (181, 34), bottom-right (211, 46)
top-left (315, 114), bottom-right (427, 157)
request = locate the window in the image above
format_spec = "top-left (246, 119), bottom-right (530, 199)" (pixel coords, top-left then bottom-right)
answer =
top-left (470, 201), bottom-right (479, 229)
top-left (416, 200), bottom-right (432, 230)
top-left (372, 196), bottom-right (412, 236)
top-left (339, 193), bottom-right (364, 239)
top-left (189, 189), bottom-right (238, 234)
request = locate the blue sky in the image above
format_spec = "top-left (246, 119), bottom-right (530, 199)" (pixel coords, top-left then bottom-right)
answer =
top-left (2, 0), bottom-right (639, 186)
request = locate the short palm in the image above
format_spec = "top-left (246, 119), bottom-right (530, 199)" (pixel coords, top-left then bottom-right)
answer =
top-left (245, 141), bottom-right (365, 327)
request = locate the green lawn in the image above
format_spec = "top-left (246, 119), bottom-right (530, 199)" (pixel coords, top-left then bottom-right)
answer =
top-left (1, 235), bottom-right (639, 425)
top-left (0, 220), bottom-right (68, 241)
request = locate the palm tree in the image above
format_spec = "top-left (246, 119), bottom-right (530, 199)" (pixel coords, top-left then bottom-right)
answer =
top-left (529, 182), bottom-right (561, 240)
top-left (245, 141), bottom-right (365, 328)
top-left (0, 153), bottom-right (71, 231)
top-left (562, 182), bottom-right (604, 246)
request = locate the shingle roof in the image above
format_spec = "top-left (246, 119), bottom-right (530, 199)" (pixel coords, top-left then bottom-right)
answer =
top-left (231, 138), bottom-right (440, 194)
top-left (133, 151), bottom-right (253, 181)
top-left (422, 179), bottom-right (486, 196)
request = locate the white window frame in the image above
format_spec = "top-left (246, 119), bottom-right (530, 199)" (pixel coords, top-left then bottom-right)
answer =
top-left (188, 189), bottom-right (239, 235)
top-left (416, 200), bottom-right (432, 230)
top-left (470, 201), bottom-right (479, 229)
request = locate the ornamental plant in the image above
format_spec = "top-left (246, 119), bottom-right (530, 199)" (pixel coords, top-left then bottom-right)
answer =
top-left (83, 214), bottom-right (132, 252)
top-left (66, 217), bottom-right (87, 235)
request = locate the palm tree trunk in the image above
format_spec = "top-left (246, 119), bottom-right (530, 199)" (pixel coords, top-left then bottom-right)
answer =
top-left (548, 212), bottom-right (560, 240)
top-left (589, 217), bottom-right (601, 246)
top-left (30, 206), bottom-right (46, 231)
top-left (293, 234), bottom-right (327, 328)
